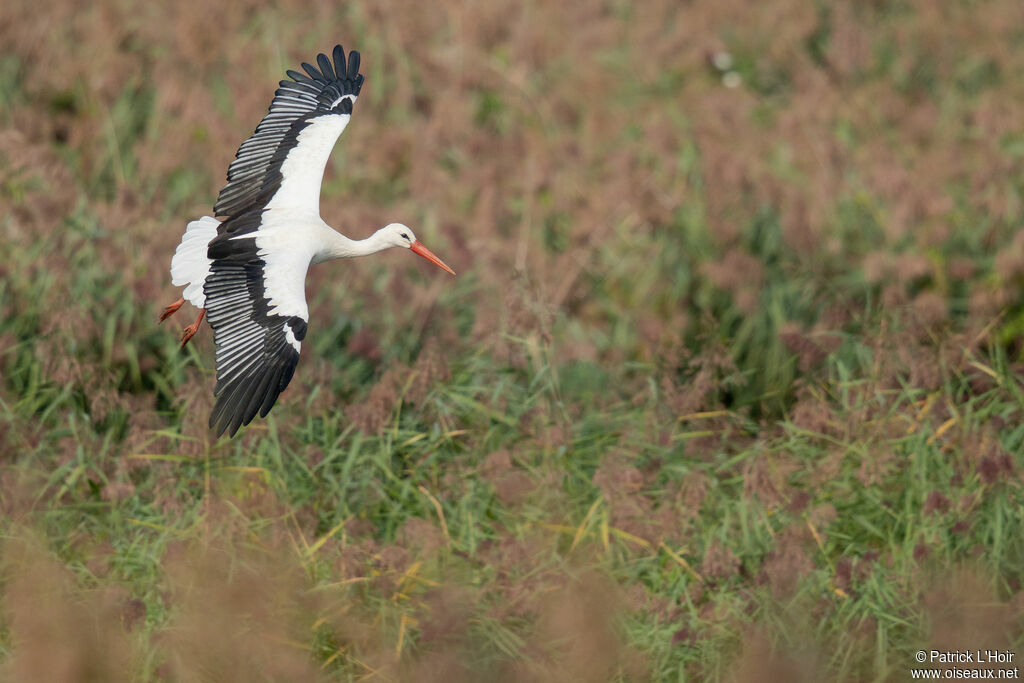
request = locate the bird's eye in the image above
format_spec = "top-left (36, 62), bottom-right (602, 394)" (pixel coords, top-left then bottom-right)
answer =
top-left (400, 233), bottom-right (409, 240)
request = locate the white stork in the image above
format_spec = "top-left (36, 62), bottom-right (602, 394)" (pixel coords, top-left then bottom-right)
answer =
top-left (161, 45), bottom-right (455, 437)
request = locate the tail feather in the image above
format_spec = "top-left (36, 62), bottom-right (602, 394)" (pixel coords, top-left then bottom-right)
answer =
top-left (171, 216), bottom-right (220, 308)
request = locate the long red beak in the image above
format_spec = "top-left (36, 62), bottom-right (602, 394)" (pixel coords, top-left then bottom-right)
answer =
top-left (410, 241), bottom-right (456, 275)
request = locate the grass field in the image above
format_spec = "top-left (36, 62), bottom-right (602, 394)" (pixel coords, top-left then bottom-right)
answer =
top-left (2, 0), bottom-right (1024, 680)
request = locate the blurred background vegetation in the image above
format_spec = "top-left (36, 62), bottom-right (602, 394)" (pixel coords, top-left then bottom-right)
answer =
top-left (1, 0), bottom-right (1023, 680)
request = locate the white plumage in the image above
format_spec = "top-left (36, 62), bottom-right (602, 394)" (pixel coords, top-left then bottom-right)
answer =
top-left (264, 115), bottom-right (351, 212)
top-left (170, 216), bottom-right (219, 308)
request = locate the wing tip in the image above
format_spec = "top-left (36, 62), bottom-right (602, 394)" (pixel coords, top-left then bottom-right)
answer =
top-left (208, 381), bottom-right (264, 438)
top-left (207, 345), bottom-right (301, 439)
top-left (307, 44), bottom-right (363, 97)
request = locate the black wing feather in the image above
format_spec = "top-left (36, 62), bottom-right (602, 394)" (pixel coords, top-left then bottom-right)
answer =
top-left (348, 51), bottom-right (360, 81)
top-left (317, 53), bottom-right (335, 81)
top-left (285, 69), bottom-right (316, 86)
top-left (333, 45), bottom-right (347, 80)
top-left (301, 62), bottom-right (322, 81)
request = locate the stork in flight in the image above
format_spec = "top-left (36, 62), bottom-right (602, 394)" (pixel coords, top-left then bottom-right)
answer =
top-left (161, 45), bottom-right (455, 437)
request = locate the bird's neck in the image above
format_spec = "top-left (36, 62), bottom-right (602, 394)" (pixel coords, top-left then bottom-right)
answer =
top-left (313, 225), bottom-right (389, 264)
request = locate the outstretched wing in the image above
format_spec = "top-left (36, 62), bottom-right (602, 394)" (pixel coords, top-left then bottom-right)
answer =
top-left (213, 44), bottom-right (364, 218)
top-left (203, 211), bottom-right (311, 437)
top-left (202, 45), bottom-right (363, 436)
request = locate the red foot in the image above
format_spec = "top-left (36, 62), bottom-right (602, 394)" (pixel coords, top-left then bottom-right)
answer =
top-left (180, 308), bottom-right (206, 349)
top-left (160, 297), bottom-right (185, 322)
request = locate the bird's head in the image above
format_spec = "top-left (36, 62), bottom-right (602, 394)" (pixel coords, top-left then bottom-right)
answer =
top-left (379, 223), bottom-right (455, 275)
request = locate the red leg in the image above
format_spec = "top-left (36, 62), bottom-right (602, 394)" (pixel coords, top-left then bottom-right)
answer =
top-left (180, 308), bottom-right (206, 348)
top-left (160, 297), bottom-right (185, 322)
